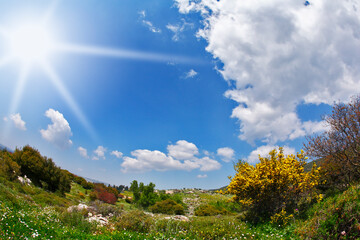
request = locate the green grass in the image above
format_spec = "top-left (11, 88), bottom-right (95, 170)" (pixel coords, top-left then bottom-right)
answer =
top-left (2, 173), bottom-right (360, 239)
top-left (295, 184), bottom-right (360, 239)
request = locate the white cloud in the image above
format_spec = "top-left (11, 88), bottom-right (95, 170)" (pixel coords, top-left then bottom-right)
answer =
top-left (167, 19), bottom-right (193, 41)
top-left (122, 149), bottom-right (186, 172)
top-left (3, 117), bottom-right (8, 122)
top-left (121, 140), bottom-right (221, 173)
top-left (111, 150), bottom-right (123, 159)
top-left (185, 69), bottom-right (198, 78)
top-left (197, 156), bottom-right (221, 171)
top-left (167, 140), bottom-right (199, 160)
top-left (9, 113), bottom-right (26, 131)
top-left (197, 174), bottom-right (208, 178)
top-left (93, 146), bottom-right (106, 160)
top-left (247, 145), bottom-right (295, 165)
top-left (217, 147), bottom-right (235, 162)
top-left (40, 109), bottom-right (72, 149)
top-left (78, 147), bottom-right (89, 158)
top-left (175, 0), bottom-right (360, 144)
top-left (139, 10), bottom-right (161, 33)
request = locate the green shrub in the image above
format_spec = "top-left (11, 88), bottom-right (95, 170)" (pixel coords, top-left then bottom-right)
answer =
top-left (90, 200), bottom-right (123, 217)
top-left (60, 210), bottom-right (97, 233)
top-left (149, 199), bottom-right (184, 215)
top-left (195, 204), bottom-right (229, 216)
top-left (113, 210), bottom-right (153, 232)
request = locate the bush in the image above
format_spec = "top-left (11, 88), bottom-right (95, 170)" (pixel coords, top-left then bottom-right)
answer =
top-left (90, 200), bottom-right (122, 217)
top-left (113, 210), bottom-right (153, 232)
top-left (149, 199), bottom-right (185, 215)
top-left (227, 147), bottom-right (321, 223)
top-left (97, 190), bottom-right (117, 204)
top-left (195, 204), bottom-right (228, 216)
top-left (60, 210), bottom-right (97, 233)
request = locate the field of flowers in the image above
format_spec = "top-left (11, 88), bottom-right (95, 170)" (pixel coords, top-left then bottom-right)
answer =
top-left (1, 170), bottom-right (359, 240)
top-left (0, 175), bottom-right (300, 240)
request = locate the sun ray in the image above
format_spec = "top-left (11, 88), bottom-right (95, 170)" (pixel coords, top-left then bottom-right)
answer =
top-left (1, 64), bottom-right (30, 139)
top-left (41, 61), bottom-right (98, 142)
top-left (56, 43), bottom-right (205, 65)
top-left (0, 56), bottom-right (13, 69)
top-left (42, 0), bottom-right (60, 24)
top-left (9, 64), bottom-right (30, 115)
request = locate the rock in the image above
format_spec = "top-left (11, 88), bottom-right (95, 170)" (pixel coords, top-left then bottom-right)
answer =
top-left (87, 214), bottom-right (109, 226)
top-left (18, 175), bottom-right (32, 185)
top-left (164, 215), bottom-right (190, 222)
top-left (67, 203), bottom-right (93, 213)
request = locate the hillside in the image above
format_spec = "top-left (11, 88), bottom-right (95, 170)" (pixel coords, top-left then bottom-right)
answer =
top-left (1, 146), bottom-right (360, 239)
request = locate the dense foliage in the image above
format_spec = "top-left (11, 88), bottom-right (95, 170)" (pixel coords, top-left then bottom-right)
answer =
top-left (130, 180), bottom-right (158, 208)
top-left (1, 146), bottom-right (71, 194)
top-left (0, 150), bottom-right (20, 181)
top-left (194, 203), bottom-right (228, 216)
top-left (227, 147), bottom-right (321, 223)
top-left (149, 199), bottom-right (184, 215)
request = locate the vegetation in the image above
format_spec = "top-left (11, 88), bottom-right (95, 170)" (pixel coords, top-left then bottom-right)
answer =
top-left (305, 95), bottom-right (360, 190)
top-left (12, 145), bottom-right (71, 194)
top-left (149, 199), bottom-right (184, 215)
top-left (227, 147), bottom-right (321, 223)
top-left (194, 203), bottom-right (228, 216)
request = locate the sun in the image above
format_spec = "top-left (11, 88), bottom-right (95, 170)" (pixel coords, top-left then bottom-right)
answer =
top-left (7, 23), bottom-right (55, 64)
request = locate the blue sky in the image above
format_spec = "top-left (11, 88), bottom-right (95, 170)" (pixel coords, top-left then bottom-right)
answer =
top-left (0, 0), bottom-right (359, 189)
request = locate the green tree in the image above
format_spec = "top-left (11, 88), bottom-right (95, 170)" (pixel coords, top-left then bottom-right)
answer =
top-left (130, 180), bottom-right (140, 202)
top-left (12, 145), bottom-right (70, 194)
top-left (0, 150), bottom-right (20, 180)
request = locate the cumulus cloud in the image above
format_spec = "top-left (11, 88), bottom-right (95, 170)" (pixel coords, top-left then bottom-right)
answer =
top-left (111, 150), bottom-right (123, 159)
top-left (121, 140), bottom-right (221, 173)
top-left (93, 146), bottom-right (106, 160)
top-left (247, 145), bottom-right (295, 165)
top-left (167, 140), bottom-right (199, 160)
top-left (185, 69), bottom-right (198, 78)
top-left (217, 147), bottom-right (235, 162)
top-left (175, 0), bottom-right (360, 144)
top-left (139, 10), bottom-right (161, 33)
top-left (197, 174), bottom-right (208, 178)
top-left (9, 113), bottom-right (26, 131)
top-left (78, 147), bottom-right (89, 158)
top-left (40, 109), bottom-right (72, 148)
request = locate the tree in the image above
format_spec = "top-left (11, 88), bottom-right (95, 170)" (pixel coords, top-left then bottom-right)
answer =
top-left (0, 150), bottom-right (20, 181)
top-left (130, 180), bottom-right (140, 202)
top-left (227, 147), bottom-right (320, 223)
top-left (12, 145), bottom-right (71, 194)
top-left (304, 95), bottom-right (360, 189)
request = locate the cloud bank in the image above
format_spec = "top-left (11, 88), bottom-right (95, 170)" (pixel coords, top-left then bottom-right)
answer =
top-left (175, 0), bottom-right (360, 144)
top-left (121, 140), bottom-right (221, 173)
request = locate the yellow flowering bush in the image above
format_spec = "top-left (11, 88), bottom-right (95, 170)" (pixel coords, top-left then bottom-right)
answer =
top-left (227, 147), bottom-right (321, 223)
